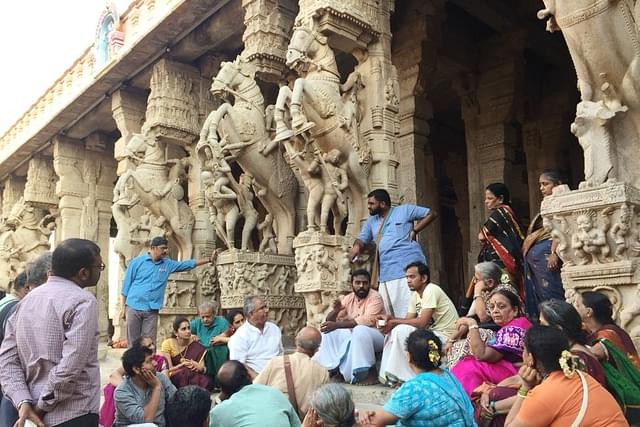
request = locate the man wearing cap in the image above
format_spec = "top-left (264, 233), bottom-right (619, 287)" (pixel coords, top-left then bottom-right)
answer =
top-left (120, 236), bottom-right (212, 347)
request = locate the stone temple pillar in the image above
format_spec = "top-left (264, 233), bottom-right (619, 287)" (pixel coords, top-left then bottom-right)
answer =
top-left (53, 133), bottom-right (117, 338)
top-left (537, 2), bottom-right (640, 345)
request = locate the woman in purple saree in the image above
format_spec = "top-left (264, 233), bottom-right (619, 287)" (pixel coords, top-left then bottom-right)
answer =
top-left (160, 316), bottom-right (211, 389)
top-left (451, 288), bottom-right (532, 397)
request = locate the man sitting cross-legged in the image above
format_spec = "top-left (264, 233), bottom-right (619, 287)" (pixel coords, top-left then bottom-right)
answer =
top-left (211, 360), bottom-right (300, 427)
top-left (255, 326), bottom-right (328, 417)
top-left (378, 261), bottom-right (458, 385)
top-left (313, 269), bottom-right (385, 384)
top-left (228, 295), bottom-right (283, 378)
top-left (114, 345), bottom-right (176, 427)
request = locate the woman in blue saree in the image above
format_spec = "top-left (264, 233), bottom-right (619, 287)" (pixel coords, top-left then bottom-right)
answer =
top-left (522, 170), bottom-right (565, 318)
top-left (361, 329), bottom-right (475, 427)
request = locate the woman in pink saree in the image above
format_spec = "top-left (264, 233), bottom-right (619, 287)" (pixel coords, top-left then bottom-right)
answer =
top-left (160, 316), bottom-right (211, 389)
top-left (451, 288), bottom-right (532, 396)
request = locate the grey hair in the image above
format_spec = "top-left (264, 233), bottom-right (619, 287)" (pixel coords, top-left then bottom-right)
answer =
top-left (198, 300), bottom-right (219, 314)
top-left (310, 384), bottom-right (356, 427)
top-left (295, 329), bottom-right (321, 353)
top-left (26, 251), bottom-right (52, 287)
top-left (243, 295), bottom-right (263, 316)
top-left (474, 261), bottom-right (502, 284)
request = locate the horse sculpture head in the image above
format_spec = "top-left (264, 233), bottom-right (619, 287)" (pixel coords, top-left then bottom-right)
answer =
top-left (210, 56), bottom-right (257, 99)
top-left (6, 198), bottom-right (34, 229)
top-left (286, 25), bottom-right (328, 71)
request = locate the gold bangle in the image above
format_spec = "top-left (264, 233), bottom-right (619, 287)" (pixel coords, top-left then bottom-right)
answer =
top-left (517, 387), bottom-right (529, 398)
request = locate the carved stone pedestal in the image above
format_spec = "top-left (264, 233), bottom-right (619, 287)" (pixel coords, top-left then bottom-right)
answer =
top-left (293, 231), bottom-right (351, 328)
top-left (541, 182), bottom-right (640, 347)
top-left (217, 251), bottom-right (305, 340)
top-left (158, 272), bottom-right (199, 342)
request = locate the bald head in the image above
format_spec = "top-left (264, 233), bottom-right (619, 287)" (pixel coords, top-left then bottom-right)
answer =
top-left (295, 326), bottom-right (322, 355)
top-left (217, 360), bottom-right (251, 397)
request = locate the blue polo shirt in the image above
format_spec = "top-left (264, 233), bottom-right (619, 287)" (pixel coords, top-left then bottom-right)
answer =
top-left (358, 204), bottom-right (429, 282)
top-left (121, 254), bottom-right (196, 311)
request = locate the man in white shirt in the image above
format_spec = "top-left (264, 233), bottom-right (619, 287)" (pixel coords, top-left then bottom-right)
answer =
top-left (228, 296), bottom-right (283, 378)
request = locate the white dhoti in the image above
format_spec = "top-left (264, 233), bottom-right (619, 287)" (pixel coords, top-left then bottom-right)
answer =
top-left (379, 324), bottom-right (447, 384)
top-left (378, 277), bottom-right (410, 318)
top-left (314, 325), bottom-right (384, 383)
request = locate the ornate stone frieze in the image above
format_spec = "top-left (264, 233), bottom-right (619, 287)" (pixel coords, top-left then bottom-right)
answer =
top-left (293, 231), bottom-right (351, 328)
top-left (145, 59), bottom-right (201, 145)
top-left (217, 251), bottom-right (305, 338)
top-left (541, 181), bottom-right (640, 346)
top-left (24, 156), bottom-right (58, 208)
top-left (241, 0), bottom-right (298, 81)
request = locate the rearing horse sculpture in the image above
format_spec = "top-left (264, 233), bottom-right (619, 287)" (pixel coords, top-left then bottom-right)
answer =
top-left (273, 25), bottom-right (369, 235)
top-left (119, 133), bottom-right (195, 259)
top-left (198, 56), bottom-right (298, 254)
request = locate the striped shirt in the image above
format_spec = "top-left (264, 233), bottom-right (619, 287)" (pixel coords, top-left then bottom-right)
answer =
top-left (0, 276), bottom-right (100, 426)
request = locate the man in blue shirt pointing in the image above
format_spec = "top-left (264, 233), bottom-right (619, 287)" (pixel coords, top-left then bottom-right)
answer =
top-left (120, 236), bottom-right (213, 347)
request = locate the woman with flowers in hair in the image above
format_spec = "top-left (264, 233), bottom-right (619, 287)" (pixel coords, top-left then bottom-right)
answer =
top-left (505, 325), bottom-right (626, 426)
top-left (360, 329), bottom-right (474, 426)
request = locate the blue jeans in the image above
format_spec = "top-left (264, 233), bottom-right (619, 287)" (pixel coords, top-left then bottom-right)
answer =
top-left (0, 395), bottom-right (18, 427)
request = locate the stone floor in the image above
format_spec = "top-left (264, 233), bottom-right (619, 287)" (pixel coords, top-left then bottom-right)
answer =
top-left (98, 345), bottom-right (390, 412)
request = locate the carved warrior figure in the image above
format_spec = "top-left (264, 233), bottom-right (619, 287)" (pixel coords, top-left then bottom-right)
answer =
top-left (202, 170), bottom-right (240, 250)
top-left (571, 210), bottom-right (611, 265)
top-left (198, 56), bottom-right (297, 254)
top-left (610, 203), bottom-right (633, 257)
top-left (118, 133), bottom-right (195, 259)
top-left (538, 1), bottom-right (640, 187)
top-left (272, 24), bottom-right (370, 235)
top-left (257, 213), bottom-right (277, 253)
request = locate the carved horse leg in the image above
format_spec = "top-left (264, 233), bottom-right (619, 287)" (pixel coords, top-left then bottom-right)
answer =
top-left (274, 86), bottom-right (294, 143)
top-left (201, 103), bottom-right (241, 144)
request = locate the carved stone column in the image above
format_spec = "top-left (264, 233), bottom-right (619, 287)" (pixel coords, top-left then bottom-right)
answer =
top-left (293, 232), bottom-right (351, 328)
top-left (393, 0), bottom-right (445, 282)
top-left (241, 0), bottom-right (298, 81)
top-left (458, 32), bottom-right (527, 275)
top-left (53, 133), bottom-right (117, 338)
top-left (1, 175), bottom-right (26, 220)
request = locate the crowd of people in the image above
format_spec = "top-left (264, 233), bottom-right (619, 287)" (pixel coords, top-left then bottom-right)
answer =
top-left (0, 180), bottom-right (637, 427)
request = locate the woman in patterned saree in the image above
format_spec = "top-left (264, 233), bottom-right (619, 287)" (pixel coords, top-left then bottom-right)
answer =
top-left (160, 316), bottom-right (211, 389)
top-left (522, 170), bottom-right (565, 318)
top-left (477, 183), bottom-right (525, 299)
top-left (451, 288), bottom-right (532, 397)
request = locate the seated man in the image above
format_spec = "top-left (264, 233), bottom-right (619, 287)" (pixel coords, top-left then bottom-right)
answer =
top-left (166, 385), bottom-right (212, 427)
top-left (190, 301), bottom-right (229, 386)
top-left (211, 360), bottom-right (300, 427)
top-left (228, 295), bottom-right (283, 377)
top-left (313, 269), bottom-right (385, 384)
top-left (114, 346), bottom-right (176, 427)
top-left (255, 327), bottom-right (329, 416)
top-left (378, 261), bottom-right (458, 385)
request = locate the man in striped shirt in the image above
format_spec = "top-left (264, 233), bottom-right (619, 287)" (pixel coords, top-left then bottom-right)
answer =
top-left (0, 239), bottom-right (103, 427)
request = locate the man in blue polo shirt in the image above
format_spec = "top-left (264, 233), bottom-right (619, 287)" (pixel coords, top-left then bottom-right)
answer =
top-left (120, 236), bottom-right (212, 346)
top-left (348, 189), bottom-right (436, 318)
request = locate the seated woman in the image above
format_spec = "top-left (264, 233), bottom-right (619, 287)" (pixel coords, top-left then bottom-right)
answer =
top-left (303, 384), bottom-right (360, 427)
top-left (99, 336), bottom-right (166, 427)
top-left (160, 316), bottom-right (211, 390)
top-left (361, 329), bottom-right (474, 427)
top-left (477, 300), bottom-right (606, 427)
top-left (451, 288), bottom-right (532, 397)
top-left (211, 309), bottom-right (246, 346)
top-left (445, 262), bottom-right (512, 369)
top-left (575, 291), bottom-right (640, 368)
top-left (574, 291), bottom-right (640, 424)
top-left (477, 183), bottom-right (525, 299)
top-left (504, 325), bottom-right (627, 427)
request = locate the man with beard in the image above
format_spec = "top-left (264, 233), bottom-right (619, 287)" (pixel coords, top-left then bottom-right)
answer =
top-left (313, 269), bottom-right (385, 385)
top-left (349, 189), bottom-right (436, 318)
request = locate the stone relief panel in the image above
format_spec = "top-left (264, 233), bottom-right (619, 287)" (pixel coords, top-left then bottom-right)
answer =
top-left (217, 251), bottom-right (305, 338)
top-left (24, 156), bottom-right (58, 208)
top-left (541, 181), bottom-right (640, 347)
